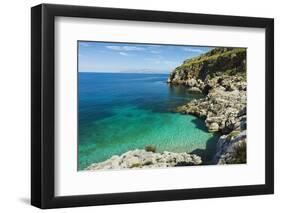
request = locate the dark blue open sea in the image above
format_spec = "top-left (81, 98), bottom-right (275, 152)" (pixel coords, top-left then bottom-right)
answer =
top-left (78, 72), bottom-right (218, 170)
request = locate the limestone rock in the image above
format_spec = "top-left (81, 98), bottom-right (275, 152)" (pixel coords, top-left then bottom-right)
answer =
top-left (86, 149), bottom-right (202, 171)
top-left (186, 78), bottom-right (197, 87)
top-left (213, 130), bottom-right (247, 164)
top-left (209, 122), bottom-right (220, 132)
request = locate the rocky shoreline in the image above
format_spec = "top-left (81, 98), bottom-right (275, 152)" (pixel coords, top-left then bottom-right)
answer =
top-left (86, 149), bottom-right (202, 171)
top-left (168, 47), bottom-right (247, 164)
top-left (85, 47), bottom-right (247, 170)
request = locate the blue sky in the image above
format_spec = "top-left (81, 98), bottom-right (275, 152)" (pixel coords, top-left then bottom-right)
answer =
top-left (78, 41), bottom-right (213, 74)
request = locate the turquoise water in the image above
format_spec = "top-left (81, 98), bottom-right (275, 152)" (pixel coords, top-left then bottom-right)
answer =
top-left (78, 73), bottom-right (218, 170)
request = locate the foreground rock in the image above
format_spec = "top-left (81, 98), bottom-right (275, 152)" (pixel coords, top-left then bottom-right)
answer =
top-left (86, 149), bottom-right (202, 171)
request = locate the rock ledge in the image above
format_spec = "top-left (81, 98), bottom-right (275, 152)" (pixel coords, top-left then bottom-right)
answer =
top-left (86, 149), bottom-right (202, 171)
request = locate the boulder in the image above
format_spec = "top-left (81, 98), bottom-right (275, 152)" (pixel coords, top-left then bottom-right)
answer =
top-left (186, 78), bottom-right (197, 87)
top-left (209, 122), bottom-right (220, 132)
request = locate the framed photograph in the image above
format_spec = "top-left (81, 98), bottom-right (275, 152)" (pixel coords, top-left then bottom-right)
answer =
top-left (31, 3), bottom-right (274, 209)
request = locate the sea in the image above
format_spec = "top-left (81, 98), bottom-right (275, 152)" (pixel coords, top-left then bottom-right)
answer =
top-left (78, 72), bottom-right (219, 170)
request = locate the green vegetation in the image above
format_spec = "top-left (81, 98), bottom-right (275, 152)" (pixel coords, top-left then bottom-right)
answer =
top-left (227, 130), bottom-right (241, 140)
top-left (223, 68), bottom-right (246, 80)
top-left (129, 163), bottom-right (142, 168)
top-left (145, 145), bottom-right (157, 153)
top-left (182, 48), bottom-right (245, 66)
top-left (175, 161), bottom-right (195, 166)
top-left (172, 47), bottom-right (246, 81)
top-left (143, 161), bottom-right (153, 166)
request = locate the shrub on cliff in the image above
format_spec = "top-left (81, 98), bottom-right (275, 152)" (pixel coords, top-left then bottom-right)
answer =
top-left (145, 145), bottom-right (156, 153)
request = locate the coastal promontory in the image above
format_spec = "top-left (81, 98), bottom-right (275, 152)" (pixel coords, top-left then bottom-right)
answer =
top-left (168, 47), bottom-right (247, 164)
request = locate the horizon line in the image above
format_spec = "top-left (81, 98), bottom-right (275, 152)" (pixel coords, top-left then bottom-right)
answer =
top-left (79, 71), bottom-right (170, 75)
top-left (79, 71), bottom-right (171, 74)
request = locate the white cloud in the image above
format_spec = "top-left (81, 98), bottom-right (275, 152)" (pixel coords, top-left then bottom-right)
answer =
top-left (119, 52), bottom-right (129, 56)
top-left (106, 45), bottom-right (145, 51)
top-left (106, 46), bottom-right (122, 51)
top-left (123, 46), bottom-right (145, 51)
top-left (182, 47), bottom-right (205, 53)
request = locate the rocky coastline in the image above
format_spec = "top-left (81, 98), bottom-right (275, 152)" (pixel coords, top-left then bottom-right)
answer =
top-left (85, 47), bottom-right (247, 170)
top-left (167, 47), bottom-right (247, 164)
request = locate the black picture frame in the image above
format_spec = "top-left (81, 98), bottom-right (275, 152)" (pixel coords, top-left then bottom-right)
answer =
top-left (31, 3), bottom-right (274, 209)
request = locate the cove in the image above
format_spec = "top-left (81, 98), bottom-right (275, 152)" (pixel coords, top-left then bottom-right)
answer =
top-left (78, 72), bottom-right (218, 170)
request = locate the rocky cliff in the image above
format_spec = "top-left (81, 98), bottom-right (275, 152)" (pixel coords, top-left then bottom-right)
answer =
top-left (168, 47), bottom-right (247, 164)
top-left (167, 47), bottom-right (246, 87)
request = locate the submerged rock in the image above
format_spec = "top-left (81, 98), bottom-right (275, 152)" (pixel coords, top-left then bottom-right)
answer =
top-left (188, 87), bottom-right (202, 93)
top-left (86, 149), bottom-right (202, 171)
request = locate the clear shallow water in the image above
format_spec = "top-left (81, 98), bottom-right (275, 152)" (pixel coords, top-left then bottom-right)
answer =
top-left (78, 72), bottom-right (218, 170)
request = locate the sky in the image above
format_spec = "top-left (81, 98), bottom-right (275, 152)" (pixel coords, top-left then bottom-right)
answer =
top-left (78, 41), bottom-right (213, 74)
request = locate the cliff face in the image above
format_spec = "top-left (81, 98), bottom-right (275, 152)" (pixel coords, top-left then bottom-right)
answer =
top-left (167, 47), bottom-right (246, 86)
top-left (168, 47), bottom-right (247, 165)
